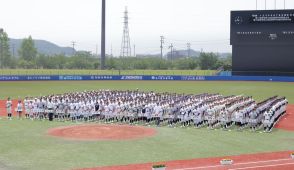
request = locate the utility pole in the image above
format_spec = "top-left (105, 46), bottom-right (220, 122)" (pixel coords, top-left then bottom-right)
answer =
top-left (101, 0), bottom-right (106, 69)
top-left (71, 41), bottom-right (76, 55)
top-left (133, 44), bottom-right (136, 57)
top-left (168, 43), bottom-right (173, 61)
top-left (12, 44), bottom-right (15, 57)
top-left (187, 43), bottom-right (191, 58)
top-left (160, 36), bottom-right (164, 59)
top-left (284, 0), bottom-right (286, 9)
top-left (265, 0), bottom-right (267, 10)
top-left (274, 0), bottom-right (276, 9)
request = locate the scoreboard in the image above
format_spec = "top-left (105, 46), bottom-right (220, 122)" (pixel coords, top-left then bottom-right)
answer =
top-left (231, 10), bottom-right (294, 45)
top-left (231, 10), bottom-right (294, 76)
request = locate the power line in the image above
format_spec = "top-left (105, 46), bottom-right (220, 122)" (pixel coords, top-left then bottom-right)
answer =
top-left (165, 38), bottom-right (229, 43)
top-left (164, 41), bottom-right (229, 46)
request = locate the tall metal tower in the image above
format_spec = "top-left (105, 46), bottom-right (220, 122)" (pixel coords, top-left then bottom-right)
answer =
top-left (120, 7), bottom-right (132, 57)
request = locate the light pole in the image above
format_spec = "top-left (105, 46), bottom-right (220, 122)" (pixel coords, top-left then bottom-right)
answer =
top-left (101, 0), bottom-right (106, 70)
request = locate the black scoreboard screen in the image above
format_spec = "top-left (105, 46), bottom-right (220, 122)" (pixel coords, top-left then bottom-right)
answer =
top-left (231, 10), bottom-right (294, 76)
top-left (231, 10), bottom-right (294, 45)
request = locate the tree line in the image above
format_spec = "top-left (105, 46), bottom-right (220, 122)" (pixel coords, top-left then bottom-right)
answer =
top-left (0, 29), bottom-right (232, 70)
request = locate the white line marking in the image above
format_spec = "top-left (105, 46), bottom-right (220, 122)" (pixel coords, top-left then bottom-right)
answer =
top-left (228, 162), bottom-right (294, 170)
top-left (172, 158), bottom-right (292, 170)
top-left (172, 164), bottom-right (223, 170)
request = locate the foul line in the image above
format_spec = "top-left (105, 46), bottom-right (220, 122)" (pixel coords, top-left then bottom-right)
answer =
top-left (172, 158), bottom-right (293, 170)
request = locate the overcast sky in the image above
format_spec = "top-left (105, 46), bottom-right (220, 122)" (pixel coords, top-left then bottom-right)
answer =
top-left (1, 0), bottom-right (294, 56)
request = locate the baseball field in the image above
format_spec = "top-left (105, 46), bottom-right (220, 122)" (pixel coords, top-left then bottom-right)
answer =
top-left (0, 81), bottom-right (294, 170)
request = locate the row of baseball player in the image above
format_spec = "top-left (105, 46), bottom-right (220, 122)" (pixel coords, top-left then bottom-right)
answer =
top-left (5, 90), bottom-right (288, 132)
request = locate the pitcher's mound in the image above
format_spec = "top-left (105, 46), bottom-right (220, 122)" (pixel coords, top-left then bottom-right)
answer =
top-left (47, 124), bottom-right (157, 141)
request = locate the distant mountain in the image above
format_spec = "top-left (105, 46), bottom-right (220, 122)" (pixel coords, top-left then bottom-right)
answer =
top-left (9, 38), bottom-right (75, 56)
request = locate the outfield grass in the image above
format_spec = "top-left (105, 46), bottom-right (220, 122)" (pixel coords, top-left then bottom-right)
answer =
top-left (0, 81), bottom-right (294, 170)
top-left (0, 69), bottom-right (217, 76)
top-left (0, 81), bottom-right (293, 103)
